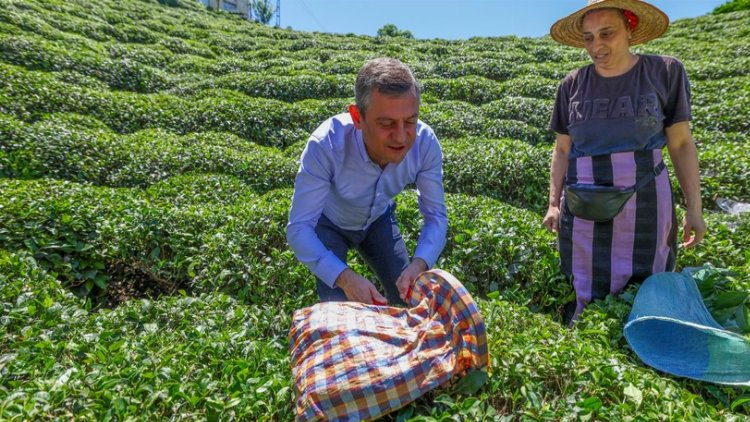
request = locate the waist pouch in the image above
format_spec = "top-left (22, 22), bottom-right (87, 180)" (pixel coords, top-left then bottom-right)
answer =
top-left (565, 161), bottom-right (665, 222)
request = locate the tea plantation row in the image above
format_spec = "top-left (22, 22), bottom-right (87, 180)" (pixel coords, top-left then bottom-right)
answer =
top-left (3, 216), bottom-right (749, 419)
top-left (2, 107), bottom-right (748, 210)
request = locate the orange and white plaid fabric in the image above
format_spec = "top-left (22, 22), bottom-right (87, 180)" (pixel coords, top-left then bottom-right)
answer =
top-left (289, 269), bottom-right (489, 421)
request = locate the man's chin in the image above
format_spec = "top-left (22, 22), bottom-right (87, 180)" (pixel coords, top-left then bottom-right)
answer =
top-left (387, 154), bottom-right (408, 165)
top-left (386, 147), bottom-right (410, 163)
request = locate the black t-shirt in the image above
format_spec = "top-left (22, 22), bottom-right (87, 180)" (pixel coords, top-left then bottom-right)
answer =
top-left (549, 54), bottom-right (692, 159)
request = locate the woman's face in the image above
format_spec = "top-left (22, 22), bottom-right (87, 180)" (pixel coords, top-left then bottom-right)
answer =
top-left (581, 9), bottom-right (633, 73)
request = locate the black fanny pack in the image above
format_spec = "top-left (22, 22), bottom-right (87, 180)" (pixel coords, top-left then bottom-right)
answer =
top-left (564, 161), bottom-right (665, 222)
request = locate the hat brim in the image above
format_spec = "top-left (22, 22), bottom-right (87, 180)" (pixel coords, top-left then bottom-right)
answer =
top-left (550, 0), bottom-right (669, 48)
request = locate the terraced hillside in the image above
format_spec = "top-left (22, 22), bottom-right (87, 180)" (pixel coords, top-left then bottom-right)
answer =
top-left (1, 0), bottom-right (749, 419)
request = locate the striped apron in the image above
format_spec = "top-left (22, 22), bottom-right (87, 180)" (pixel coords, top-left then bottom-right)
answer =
top-left (559, 149), bottom-right (678, 321)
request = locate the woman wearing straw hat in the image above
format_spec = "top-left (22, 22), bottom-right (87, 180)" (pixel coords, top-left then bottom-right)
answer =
top-left (543, 0), bottom-right (707, 324)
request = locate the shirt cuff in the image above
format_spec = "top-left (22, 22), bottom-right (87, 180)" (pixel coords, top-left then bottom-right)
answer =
top-left (412, 249), bottom-right (437, 270)
top-left (315, 251), bottom-right (349, 288)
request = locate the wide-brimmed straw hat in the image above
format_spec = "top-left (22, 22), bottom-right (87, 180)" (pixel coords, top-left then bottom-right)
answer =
top-left (550, 0), bottom-right (669, 48)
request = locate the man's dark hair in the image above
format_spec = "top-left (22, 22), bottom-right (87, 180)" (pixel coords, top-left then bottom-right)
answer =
top-left (355, 58), bottom-right (421, 117)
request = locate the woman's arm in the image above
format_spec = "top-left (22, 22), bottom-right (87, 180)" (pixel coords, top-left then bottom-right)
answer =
top-left (665, 121), bottom-right (706, 247)
top-left (543, 133), bottom-right (572, 233)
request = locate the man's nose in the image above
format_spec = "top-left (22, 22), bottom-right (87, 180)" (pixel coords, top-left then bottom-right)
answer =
top-left (392, 122), bottom-right (408, 144)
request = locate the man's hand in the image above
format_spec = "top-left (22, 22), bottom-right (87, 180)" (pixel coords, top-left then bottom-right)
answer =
top-left (335, 268), bottom-right (387, 305)
top-left (681, 210), bottom-right (707, 248)
top-left (542, 205), bottom-right (561, 233)
top-left (396, 258), bottom-right (428, 303)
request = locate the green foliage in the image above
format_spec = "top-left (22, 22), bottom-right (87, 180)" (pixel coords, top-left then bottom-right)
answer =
top-left (0, 33), bottom-right (175, 92)
top-left (662, 140), bottom-right (749, 212)
top-left (395, 192), bottom-right (566, 313)
top-left (714, 0), bottom-right (750, 14)
top-left (477, 294), bottom-right (726, 419)
top-left (170, 71), bottom-right (354, 102)
top-left (0, 64), bottom-right (339, 147)
top-left (377, 23), bottom-right (414, 39)
top-left (481, 96), bottom-right (554, 130)
top-left (422, 75), bottom-right (503, 105)
top-left (0, 249), bottom-right (295, 420)
top-left (0, 178), bottom-right (314, 306)
top-left (677, 211), bottom-right (750, 280)
top-left (441, 137), bottom-right (549, 209)
top-left (252, 0), bottom-right (275, 25)
top-left (690, 266), bottom-right (750, 334)
top-left (696, 141), bottom-right (750, 206)
top-left (420, 101), bottom-right (485, 139)
top-left (693, 94), bottom-right (750, 134)
top-left (0, 112), bottom-right (297, 189)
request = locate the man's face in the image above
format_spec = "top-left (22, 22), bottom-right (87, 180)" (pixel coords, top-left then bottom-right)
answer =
top-left (582, 9), bottom-right (632, 71)
top-left (350, 88), bottom-right (419, 168)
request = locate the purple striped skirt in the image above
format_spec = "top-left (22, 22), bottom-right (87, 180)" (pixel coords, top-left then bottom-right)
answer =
top-left (559, 149), bottom-right (677, 321)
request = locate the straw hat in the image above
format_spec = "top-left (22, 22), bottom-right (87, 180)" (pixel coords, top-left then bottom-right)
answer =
top-left (550, 0), bottom-right (669, 48)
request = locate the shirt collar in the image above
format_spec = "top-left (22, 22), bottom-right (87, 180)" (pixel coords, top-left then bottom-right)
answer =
top-left (354, 129), bottom-right (375, 165)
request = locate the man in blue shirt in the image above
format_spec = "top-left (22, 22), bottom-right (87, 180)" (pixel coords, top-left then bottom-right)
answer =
top-left (287, 57), bottom-right (448, 306)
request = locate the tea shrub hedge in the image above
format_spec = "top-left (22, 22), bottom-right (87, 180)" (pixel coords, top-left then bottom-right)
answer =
top-left (170, 72), bottom-right (354, 102)
top-left (4, 246), bottom-right (746, 419)
top-left (479, 294), bottom-right (730, 419)
top-left (441, 137), bottom-right (549, 209)
top-left (0, 112), bottom-right (297, 188)
top-left (1, 250), bottom-right (295, 420)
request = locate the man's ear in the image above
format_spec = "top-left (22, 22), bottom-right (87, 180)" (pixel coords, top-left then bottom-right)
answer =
top-left (349, 103), bottom-right (362, 128)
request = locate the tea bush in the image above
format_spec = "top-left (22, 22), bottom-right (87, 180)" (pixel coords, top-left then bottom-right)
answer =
top-left (678, 211), bottom-right (750, 278)
top-left (714, 0), bottom-right (750, 14)
top-left (481, 96), bottom-right (554, 130)
top-left (393, 191), bottom-right (564, 312)
top-left (0, 34), bottom-right (174, 92)
top-left (171, 72), bottom-right (353, 102)
top-left (420, 100), bottom-right (486, 139)
top-left (698, 141), bottom-right (750, 204)
top-left (0, 113), bottom-right (298, 188)
top-left (422, 76), bottom-right (504, 105)
top-left (0, 249), bottom-right (296, 420)
top-left (478, 295), bottom-right (727, 419)
top-left (441, 137), bottom-right (549, 209)
top-left (666, 140), bottom-right (750, 210)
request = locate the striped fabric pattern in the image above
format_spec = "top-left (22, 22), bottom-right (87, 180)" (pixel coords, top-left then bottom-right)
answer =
top-left (559, 149), bottom-right (677, 321)
top-left (289, 269), bottom-right (489, 421)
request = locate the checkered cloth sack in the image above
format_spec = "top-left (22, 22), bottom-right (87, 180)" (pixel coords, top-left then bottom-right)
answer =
top-left (289, 269), bottom-right (489, 421)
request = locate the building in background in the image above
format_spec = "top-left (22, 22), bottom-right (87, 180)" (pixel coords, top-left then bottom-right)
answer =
top-left (199, 0), bottom-right (251, 20)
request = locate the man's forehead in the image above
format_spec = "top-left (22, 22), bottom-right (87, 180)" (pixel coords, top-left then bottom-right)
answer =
top-left (374, 113), bottom-right (418, 122)
top-left (367, 90), bottom-right (419, 116)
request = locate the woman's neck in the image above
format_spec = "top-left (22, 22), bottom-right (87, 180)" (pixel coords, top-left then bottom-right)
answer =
top-left (595, 52), bottom-right (639, 78)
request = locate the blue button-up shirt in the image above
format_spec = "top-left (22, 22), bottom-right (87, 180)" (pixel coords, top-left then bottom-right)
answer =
top-left (286, 113), bottom-right (448, 288)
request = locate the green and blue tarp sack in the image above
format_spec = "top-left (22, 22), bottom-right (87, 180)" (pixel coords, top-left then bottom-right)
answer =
top-left (624, 271), bottom-right (750, 386)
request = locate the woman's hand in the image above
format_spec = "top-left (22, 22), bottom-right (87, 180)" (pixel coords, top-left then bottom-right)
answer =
top-left (545, 134), bottom-right (570, 234)
top-left (543, 205), bottom-right (561, 233)
top-left (666, 121), bottom-right (706, 249)
top-left (681, 210), bottom-right (707, 248)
